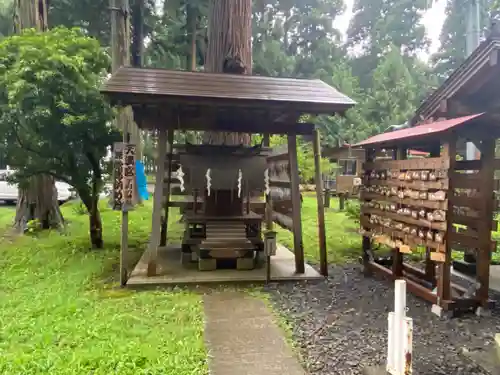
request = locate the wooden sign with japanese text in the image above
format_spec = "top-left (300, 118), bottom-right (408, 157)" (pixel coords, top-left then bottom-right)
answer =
top-left (122, 143), bottom-right (136, 210)
top-left (112, 142), bottom-right (124, 210)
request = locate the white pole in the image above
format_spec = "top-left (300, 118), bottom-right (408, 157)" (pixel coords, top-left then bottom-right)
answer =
top-left (403, 317), bottom-right (413, 374)
top-left (387, 279), bottom-right (413, 375)
top-left (394, 280), bottom-right (406, 374)
top-left (387, 312), bottom-right (395, 373)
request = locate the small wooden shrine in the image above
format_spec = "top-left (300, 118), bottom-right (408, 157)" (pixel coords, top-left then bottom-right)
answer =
top-left (101, 67), bottom-right (355, 283)
top-left (355, 113), bottom-right (498, 315)
top-left (176, 143), bottom-right (270, 270)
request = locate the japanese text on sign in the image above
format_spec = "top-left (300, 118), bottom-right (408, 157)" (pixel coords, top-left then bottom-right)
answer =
top-left (112, 142), bottom-right (124, 210)
top-left (122, 143), bottom-right (136, 208)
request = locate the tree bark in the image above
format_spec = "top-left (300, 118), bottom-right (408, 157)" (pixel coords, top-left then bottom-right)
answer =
top-left (186, 4), bottom-right (197, 71)
top-left (13, 175), bottom-right (63, 231)
top-left (12, 0), bottom-right (64, 233)
top-left (80, 185), bottom-right (103, 249)
top-left (203, 0), bottom-right (252, 146)
top-left (13, 0), bottom-right (48, 32)
top-left (111, 0), bottom-right (142, 161)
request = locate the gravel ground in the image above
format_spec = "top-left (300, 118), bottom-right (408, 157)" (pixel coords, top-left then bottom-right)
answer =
top-left (265, 264), bottom-right (500, 375)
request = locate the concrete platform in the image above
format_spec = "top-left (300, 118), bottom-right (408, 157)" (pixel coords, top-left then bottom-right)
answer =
top-left (460, 346), bottom-right (500, 375)
top-left (127, 243), bottom-right (323, 286)
top-left (362, 366), bottom-right (387, 375)
top-left (490, 265), bottom-right (500, 292)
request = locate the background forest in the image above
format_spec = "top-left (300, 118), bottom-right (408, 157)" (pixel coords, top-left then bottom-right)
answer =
top-left (0, 0), bottom-right (499, 168)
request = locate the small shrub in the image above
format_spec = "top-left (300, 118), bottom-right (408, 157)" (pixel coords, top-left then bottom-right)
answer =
top-left (73, 201), bottom-right (88, 216)
top-left (26, 219), bottom-right (42, 235)
top-left (345, 200), bottom-right (360, 223)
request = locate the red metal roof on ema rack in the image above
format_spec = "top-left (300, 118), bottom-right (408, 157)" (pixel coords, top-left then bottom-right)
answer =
top-left (354, 113), bottom-right (485, 148)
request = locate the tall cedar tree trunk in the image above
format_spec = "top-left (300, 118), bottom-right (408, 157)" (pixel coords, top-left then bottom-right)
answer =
top-left (12, 0), bottom-right (64, 232)
top-left (203, 0), bottom-right (252, 146)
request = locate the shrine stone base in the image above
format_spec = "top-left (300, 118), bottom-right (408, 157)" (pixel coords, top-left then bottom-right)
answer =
top-left (127, 243), bottom-right (322, 287)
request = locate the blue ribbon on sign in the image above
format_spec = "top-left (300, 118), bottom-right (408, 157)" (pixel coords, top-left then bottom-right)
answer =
top-left (135, 160), bottom-right (149, 200)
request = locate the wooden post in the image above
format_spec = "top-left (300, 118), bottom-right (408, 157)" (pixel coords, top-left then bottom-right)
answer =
top-left (120, 132), bottom-right (129, 285)
top-left (313, 129), bottom-right (328, 276)
top-left (477, 138), bottom-right (495, 307)
top-left (160, 130), bottom-right (174, 246)
top-left (324, 188), bottom-right (331, 208)
top-left (263, 133), bottom-right (273, 231)
top-left (438, 137), bottom-right (457, 305)
top-left (120, 207), bottom-right (129, 286)
top-left (288, 135), bottom-right (305, 274)
top-left (425, 144), bottom-right (440, 286)
top-left (392, 147), bottom-right (406, 279)
top-left (362, 148), bottom-right (375, 274)
top-left (147, 127), bottom-right (168, 276)
top-left (339, 193), bottom-right (345, 210)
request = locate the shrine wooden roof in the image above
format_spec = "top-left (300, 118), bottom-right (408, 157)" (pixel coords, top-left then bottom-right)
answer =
top-left (411, 33), bottom-right (500, 125)
top-left (101, 67), bottom-right (356, 114)
top-left (355, 114), bottom-right (485, 148)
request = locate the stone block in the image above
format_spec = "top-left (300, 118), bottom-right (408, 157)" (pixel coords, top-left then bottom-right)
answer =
top-left (198, 258), bottom-right (217, 271)
top-left (362, 365), bottom-right (387, 375)
top-left (236, 257), bottom-right (255, 270)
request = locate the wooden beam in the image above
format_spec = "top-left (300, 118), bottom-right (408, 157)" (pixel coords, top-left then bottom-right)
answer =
top-left (138, 112), bottom-right (316, 135)
top-left (147, 127), bottom-right (168, 276)
top-left (477, 138), bottom-right (495, 306)
top-left (160, 130), bottom-right (174, 247)
top-left (313, 129), bottom-right (328, 277)
top-left (439, 99), bottom-right (447, 113)
top-left (288, 135), bottom-right (305, 274)
top-left (490, 49), bottom-right (498, 66)
top-left (439, 136), bottom-right (456, 304)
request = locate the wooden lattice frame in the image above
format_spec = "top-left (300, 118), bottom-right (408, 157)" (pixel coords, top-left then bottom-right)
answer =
top-left (360, 136), bottom-right (496, 314)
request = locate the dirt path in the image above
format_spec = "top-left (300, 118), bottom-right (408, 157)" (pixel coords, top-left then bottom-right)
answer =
top-left (203, 291), bottom-right (306, 375)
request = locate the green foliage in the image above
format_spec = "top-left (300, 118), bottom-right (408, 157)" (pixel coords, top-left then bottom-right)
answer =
top-left (73, 201), bottom-right (89, 216)
top-left (344, 200), bottom-right (361, 224)
top-left (432, 0), bottom-right (496, 82)
top-left (364, 46), bottom-right (418, 134)
top-left (347, 0), bottom-right (431, 89)
top-left (48, 0), bottom-right (157, 47)
top-left (0, 27), bottom-right (119, 221)
top-left (26, 218), bottom-right (43, 235)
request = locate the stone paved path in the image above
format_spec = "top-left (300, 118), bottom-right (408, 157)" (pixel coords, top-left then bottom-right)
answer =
top-left (203, 291), bottom-right (306, 375)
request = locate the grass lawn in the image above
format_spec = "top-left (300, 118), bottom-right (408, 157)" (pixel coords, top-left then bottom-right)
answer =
top-left (275, 193), bottom-right (361, 264)
top-left (0, 201), bottom-right (207, 375)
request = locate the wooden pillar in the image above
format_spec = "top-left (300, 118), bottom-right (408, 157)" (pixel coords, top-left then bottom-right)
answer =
top-left (339, 193), bottom-right (345, 210)
top-left (324, 188), bottom-right (331, 208)
top-left (313, 129), bottom-right (328, 276)
top-left (147, 127), bottom-right (168, 276)
top-left (288, 135), bottom-right (305, 274)
top-left (263, 133), bottom-right (273, 231)
top-left (120, 162), bottom-right (129, 286)
top-left (438, 137), bottom-right (456, 304)
top-left (476, 138), bottom-right (495, 307)
top-left (362, 148), bottom-right (375, 273)
top-left (392, 147), bottom-right (406, 279)
top-left (160, 130), bottom-right (174, 246)
top-left (425, 144), bottom-right (440, 286)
